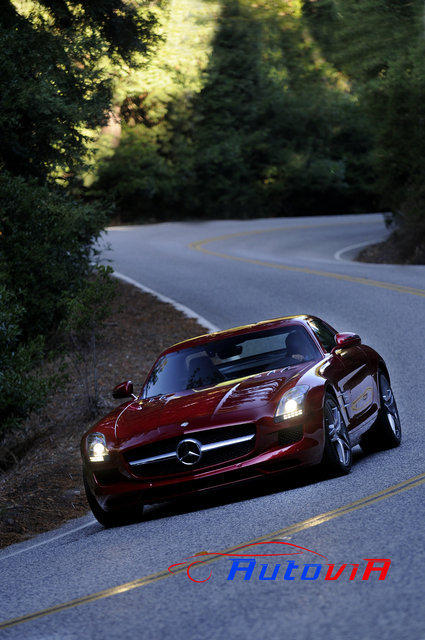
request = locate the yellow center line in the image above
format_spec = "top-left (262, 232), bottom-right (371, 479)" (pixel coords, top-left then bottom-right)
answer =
top-left (188, 222), bottom-right (425, 297)
top-left (1, 471), bottom-right (425, 631)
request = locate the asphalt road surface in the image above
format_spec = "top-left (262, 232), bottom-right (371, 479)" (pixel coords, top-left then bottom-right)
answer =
top-left (1, 213), bottom-right (425, 639)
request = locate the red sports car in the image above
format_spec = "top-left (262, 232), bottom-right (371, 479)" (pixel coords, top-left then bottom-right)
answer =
top-left (81, 315), bottom-right (401, 526)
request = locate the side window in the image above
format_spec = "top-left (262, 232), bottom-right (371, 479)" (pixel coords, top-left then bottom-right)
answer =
top-left (308, 319), bottom-right (336, 352)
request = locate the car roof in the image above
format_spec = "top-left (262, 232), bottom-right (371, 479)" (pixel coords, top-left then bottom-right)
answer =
top-left (164, 315), bottom-right (310, 354)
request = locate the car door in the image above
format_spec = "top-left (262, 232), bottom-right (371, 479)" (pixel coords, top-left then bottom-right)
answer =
top-left (333, 345), bottom-right (377, 432)
top-left (307, 318), bottom-right (377, 435)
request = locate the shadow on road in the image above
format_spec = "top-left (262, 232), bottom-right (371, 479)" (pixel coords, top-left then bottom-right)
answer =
top-left (142, 447), bottom-right (366, 523)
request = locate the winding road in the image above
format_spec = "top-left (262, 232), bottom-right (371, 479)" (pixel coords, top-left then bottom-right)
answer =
top-left (1, 213), bottom-right (424, 639)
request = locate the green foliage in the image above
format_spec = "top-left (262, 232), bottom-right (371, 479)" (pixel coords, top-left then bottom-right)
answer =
top-left (93, 0), bottom-right (375, 221)
top-left (0, 0), bottom-right (161, 433)
top-left (0, 0), bottom-right (160, 180)
top-left (0, 285), bottom-right (50, 435)
top-left (0, 172), bottom-right (107, 339)
top-left (185, 0), bottom-right (373, 218)
top-left (61, 265), bottom-right (117, 343)
top-left (0, 17), bottom-right (106, 180)
top-left (303, 0), bottom-right (425, 261)
top-left (362, 36), bottom-right (425, 261)
top-left (93, 126), bottom-right (180, 221)
top-left (93, 0), bottom-right (425, 260)
top-left (91, 0), bottom-right (219, 219)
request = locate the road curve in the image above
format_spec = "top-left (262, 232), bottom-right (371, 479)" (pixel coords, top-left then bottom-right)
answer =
top-left (1, 213), bottom-right (424, 640)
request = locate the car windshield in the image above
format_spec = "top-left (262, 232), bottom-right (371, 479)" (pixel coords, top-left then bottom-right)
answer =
top-left (143, 325), bottom-right (320, 398)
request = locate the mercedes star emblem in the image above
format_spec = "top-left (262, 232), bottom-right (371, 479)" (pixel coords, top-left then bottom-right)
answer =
top-left (176, 438), bottom-right (202, 466)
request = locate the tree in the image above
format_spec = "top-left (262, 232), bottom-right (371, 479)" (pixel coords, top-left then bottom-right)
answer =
top-left (93, 0), bottom-right (375, 221)
top-left (0, 0), bottom-right (159, 180)
top-left (303, 0), bottom-right (425, 262)
top-left (0, 0), bottom-right (161, 432)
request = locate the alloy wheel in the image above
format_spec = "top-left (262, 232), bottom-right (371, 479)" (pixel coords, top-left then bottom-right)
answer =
top-left (325, 401), bottom-right (351, 467)
top-left (380, 376), bottom-right (401, 439)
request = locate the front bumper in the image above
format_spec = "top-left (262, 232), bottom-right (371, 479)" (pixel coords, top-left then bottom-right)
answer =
top-left (83, 410), bottom-right (324, 511)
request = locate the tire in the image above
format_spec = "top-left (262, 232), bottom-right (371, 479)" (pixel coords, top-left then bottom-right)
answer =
top-left (320, 392), bottom-right (352, 475)
top-left (360, 372), bottom-right (401, 454)
top-left (83, 476), bottom-right (143, 528)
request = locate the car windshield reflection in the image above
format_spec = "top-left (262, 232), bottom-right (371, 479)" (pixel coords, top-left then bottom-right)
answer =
top-left (143, 325), bottom-right (320, 398)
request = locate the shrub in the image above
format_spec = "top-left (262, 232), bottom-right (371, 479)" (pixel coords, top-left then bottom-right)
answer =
top-left (0, 286), bottom-right (49, 435)
top-left (60, 265), bottom-right (117, 416)
top-left (0, 172), bottom-right (107, 340)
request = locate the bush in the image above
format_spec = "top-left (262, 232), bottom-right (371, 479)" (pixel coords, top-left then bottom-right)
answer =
top-left (93, 126), bottom-right (180, 222)
top-left (0, 286), bottom-right (49, 435)
top-left (0, 173), bottom-right (109, 432)
top-left (60, 265), bottom-right (117, 416)
top-left (0, 172), bottom-right (107, 339)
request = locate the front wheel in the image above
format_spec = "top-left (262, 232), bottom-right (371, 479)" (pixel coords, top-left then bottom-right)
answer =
top-left (320, 393), bottom-right (352, 475)
top-left (83, 476), bottom-right (143, 528)
top-left (360, 372), bottom-right (401, 454)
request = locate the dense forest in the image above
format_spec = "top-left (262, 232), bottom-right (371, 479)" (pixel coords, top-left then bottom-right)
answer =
top-left (1, 0), bottom-right (424, 434)
top-left (91, 0), bottom-right (375, 220)
top-left (91, 0), bottom-right (425, 266)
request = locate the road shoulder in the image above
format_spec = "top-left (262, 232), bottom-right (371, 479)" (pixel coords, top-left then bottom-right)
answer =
top-left (0, 280), bottom-right (206, 549)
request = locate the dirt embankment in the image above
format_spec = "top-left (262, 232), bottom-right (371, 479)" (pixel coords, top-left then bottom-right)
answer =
top-left (0, 281), bottom-right (206, 549)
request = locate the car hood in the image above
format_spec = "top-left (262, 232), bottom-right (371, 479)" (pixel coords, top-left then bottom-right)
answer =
top-left (113, 362), bottom-right (311, 448)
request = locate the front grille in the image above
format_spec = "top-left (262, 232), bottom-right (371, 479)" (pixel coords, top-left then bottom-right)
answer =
top-left (123, 423), bottom-right (256, 478)
top-left (277, 424), bottom-right (303, 446)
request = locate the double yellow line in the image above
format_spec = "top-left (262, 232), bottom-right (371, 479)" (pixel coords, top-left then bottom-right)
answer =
top-left (1, 219), bottom-right (424, 631)
top-left (1, 471), bottom-right (425, 631)
top-left (189, 223), bottom-right (425, 298)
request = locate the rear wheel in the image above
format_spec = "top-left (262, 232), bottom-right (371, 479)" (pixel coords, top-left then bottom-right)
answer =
top-left (321, 393), bottom-right (352, 475)
top-left (360, 372), bottom-right (401, 454)
top-left (83, 476), bottom-right (143, 528)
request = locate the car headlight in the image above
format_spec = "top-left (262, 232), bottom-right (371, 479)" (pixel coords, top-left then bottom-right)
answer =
top-left (87, 433), bottom-right (109, 462)
top-left (275, 385), bottom-right (309, 422)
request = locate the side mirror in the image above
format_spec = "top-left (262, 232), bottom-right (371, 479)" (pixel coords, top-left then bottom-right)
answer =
top-left (112, 380), bottom-right (134, 399)
top-left (333, 332), bottom-right (361, 351)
